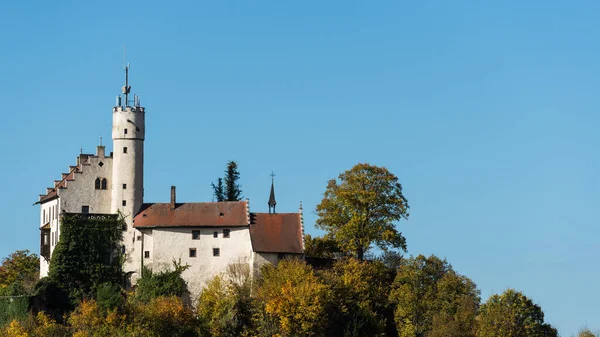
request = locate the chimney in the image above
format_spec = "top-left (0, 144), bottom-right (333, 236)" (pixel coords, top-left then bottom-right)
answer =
top-left (96, 145), bottom-right (105, 158)
top-left (170, 186), bottom-right (176, 209)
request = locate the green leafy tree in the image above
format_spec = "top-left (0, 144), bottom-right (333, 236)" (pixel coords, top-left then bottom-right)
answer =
top-left (304, 234), bottom-right (341, 259)
top-left (389, 255), bottom-right (480, 337)
top-left (224, 160), bottom-right (242, 201)
top-left (136, 259), bottom-right (189, 303)
top-left (0, 249), bottom-right (39, 292)
top-left (212, 177), bottom-right (225, 202)
top-left (48, 214), bottom-right (124, 302)
top-left (477, 289), bottom-right (558, 337)
top-left (319, 258), bottom-right (395, 337)
top-left (316, 163), bottom-right (410, 260)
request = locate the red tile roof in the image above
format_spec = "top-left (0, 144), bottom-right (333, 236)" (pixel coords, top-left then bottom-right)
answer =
top-left (249, 213), bottom-right (303, 254)
top-left (133, 201), bottom-right (249, 228)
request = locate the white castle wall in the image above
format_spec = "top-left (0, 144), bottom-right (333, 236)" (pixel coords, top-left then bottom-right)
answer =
top-left (111, 106), bottom-right (145, 278)
top-left (141, 227), bottom-right (253, 302)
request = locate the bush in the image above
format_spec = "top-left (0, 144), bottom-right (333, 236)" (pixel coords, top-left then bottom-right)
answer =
top-left (95, 282), bottom-right (124, 314)
top-left (135, 260), bottom-right (189, 303)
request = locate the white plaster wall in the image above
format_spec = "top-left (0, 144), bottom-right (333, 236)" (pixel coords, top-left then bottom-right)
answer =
top-left (143, 227), bottom-right (253, 302)
top-left (111, 106), bottom-right (145, 277)
top-left (251, 252), bottom-right (278, 278)
top-left (39, 198), bottom-right (59, 277)
top-left (58, 155), bottom-right (113, 214)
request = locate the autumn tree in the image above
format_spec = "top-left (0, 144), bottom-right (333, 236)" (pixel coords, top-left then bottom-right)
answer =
top-left (477, 289), bottom-right (558, 337)
top-left (389, 254), bottom-right (480, 337)
top-left (0, 249), bottom-right (39, 292)
top-left (319, 258), bottom-right (395, 337)
top-left (576, 329), bottom-right (599, 337)
top-left (316, 163), bottom-right (409, 260)
top-left (255, 259), bottom-right (330, 337)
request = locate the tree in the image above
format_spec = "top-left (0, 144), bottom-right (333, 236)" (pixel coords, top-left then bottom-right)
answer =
top-left (212, 177), bottom-right (225, 202)
top-left (256, 259), bottom-right (330, 337)
top-left (0, 249), bottom-right (39, 292)
top-left (477, 289), bottom-right (558, 337)
top-left (316, 163), bottom-right (409, 260)
top-left (576, 329), bottom-right (598, 337)
top-left (303, 234), bottom-right (341, 259)
top-left (224, 161), bottom-right (242, 201)
top-left (389, 255), bottom-right (480, 337)
top-left (212, 161), bottom-right (243, 202)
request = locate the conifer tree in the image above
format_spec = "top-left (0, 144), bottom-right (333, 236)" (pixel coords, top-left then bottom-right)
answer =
top-left (224, 161), bottom-right (242, 201)
top-left (211, 178), bottom-right (225, 202)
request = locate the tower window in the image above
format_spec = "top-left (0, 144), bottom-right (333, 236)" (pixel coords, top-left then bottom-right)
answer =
top-left (123, 184), bottom-right (127, 189)
top-left (192, 230), bottom-right (200, 240)
top-left (95, 178), bottom-right (101, 190)
top-left (82, 206), bottom-right (89, 214)
top-left (122, 200), bottom-right (127, 206)
top-left (124, 128), bottom-right (128, 135)
top-left (223, 229), bottom-right (230, 238)
top-left (123, 147), bottom-right (128, 154)
top-left (213, 248), bottom-right (220, 257)
top-left (189, 248), bottom-right (197, 258)
top-left (101, 178), bottom-right (107, 190)
top-left (144, 251), bottom-right (150, 258)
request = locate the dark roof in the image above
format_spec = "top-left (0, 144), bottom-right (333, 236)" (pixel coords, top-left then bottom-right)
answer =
top-left (133, 201), bottom-right (249, 228)
top-left (249, 213), bottom-right (303, 254)
top-left (268, 181), bottom-right (276, 207)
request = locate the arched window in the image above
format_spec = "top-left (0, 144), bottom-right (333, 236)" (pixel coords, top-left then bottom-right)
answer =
top-left (95, 178), bottom-right (101, 190)
top-left (101, 178), bottom-right (107, 190)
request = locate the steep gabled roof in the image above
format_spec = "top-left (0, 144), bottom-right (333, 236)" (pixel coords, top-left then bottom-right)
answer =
top-left (249, 213), bottom-right (303, 254)
top-left (36, 154), bottom-right (93, 204)
top-left (132, 201), bottom-right (249, 228)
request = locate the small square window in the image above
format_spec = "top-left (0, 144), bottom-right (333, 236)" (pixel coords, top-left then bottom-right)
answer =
top-left (213, 248), bottom-right (220, 257)
top-left (124, 128), bottom-right (128, 135)
top-left (192, 230), bottom-right (200, 240)
top-left (123, 184), bottom-right (127, 189)
top-left (223, 229), bottom-right (230, 238)
top-left (144, 251), bottom-right (150, 258)
top-left (81, 206), bottom-right (89, 214)
top-left (122, 200), bottom-right (126, 206)
top-left (213, 231), bottom-right (218, 238)
top-left (123, 147), bottom-right (128, 154)
top-left (137, 235), bottom-right (142, 241)
top-left (189, 248), bottom-right (197, 258)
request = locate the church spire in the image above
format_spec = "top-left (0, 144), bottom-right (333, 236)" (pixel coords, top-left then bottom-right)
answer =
top-left (268, 172), bottom-right (276, 214)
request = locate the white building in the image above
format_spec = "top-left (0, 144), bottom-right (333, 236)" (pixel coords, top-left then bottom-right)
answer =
top-left (36, 67), bottom-right (304, 297)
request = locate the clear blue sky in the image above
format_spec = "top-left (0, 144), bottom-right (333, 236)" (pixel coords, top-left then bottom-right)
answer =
top-left (1, 1), bottom-right (598, 334)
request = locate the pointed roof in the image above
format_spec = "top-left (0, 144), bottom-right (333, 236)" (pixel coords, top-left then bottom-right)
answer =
top-left (268, 180), bottom-right (276, 207)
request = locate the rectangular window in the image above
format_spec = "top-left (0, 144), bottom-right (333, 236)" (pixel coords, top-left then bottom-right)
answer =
top-left (123, 147), bottom-right (128, 154)
top-left (213, 248), bottom-right (220, 257)
top-left (136, 235), bottom-right (142, 241)
top-left (122, 200), bottom-right (126, 206)
top-left (123, 184), bottom-right (127, 189)
top-left (189, 248), bottom-right (197, 258)
top-left (81, 206), bottom-right (89, 214)
top-left (223, 229), bottom-right (230, 238)
top-left (124, 128), bottom-right (128, 135)
top-left (213, 231), bottom-right (218, 238)
top-left (192, 230), bottom-right (200, 240)
top-left (144, 251), bottom-right (150, 258)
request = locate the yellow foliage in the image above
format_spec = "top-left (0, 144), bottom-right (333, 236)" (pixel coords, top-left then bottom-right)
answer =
top-left (4, 320), bottom-right (30, 337)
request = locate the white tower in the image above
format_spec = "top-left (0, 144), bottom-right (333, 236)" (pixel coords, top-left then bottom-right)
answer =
top-left (111, 64), bottom-right (145, 274)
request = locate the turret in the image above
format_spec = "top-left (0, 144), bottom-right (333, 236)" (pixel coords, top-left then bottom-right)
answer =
top-left (111, 64), bottom-right (145, 226)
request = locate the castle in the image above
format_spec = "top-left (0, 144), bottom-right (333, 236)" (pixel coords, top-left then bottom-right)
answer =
top-left (36, 66), bottom-right (305, 298)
